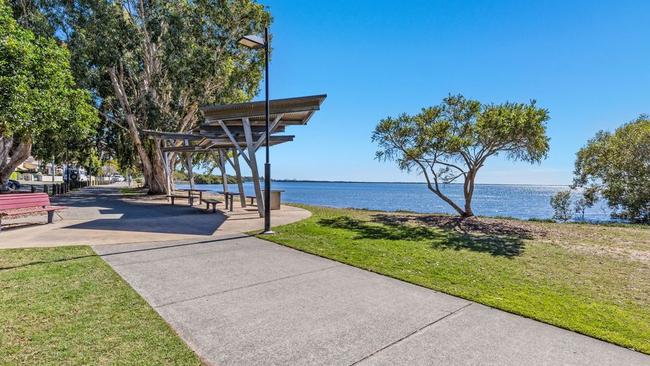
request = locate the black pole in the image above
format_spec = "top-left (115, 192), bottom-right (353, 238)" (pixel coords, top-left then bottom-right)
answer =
top-left (263, 26), bottom-right (272, 234)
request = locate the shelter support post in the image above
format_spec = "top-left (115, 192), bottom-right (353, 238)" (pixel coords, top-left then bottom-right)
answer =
top-left (226, 150), bottom-right (247, 207)
top-left (254, 114), bottom-right (284, 151)
top-left (217, 149), bottom-right (229, 196)
top-left (242, 118), bottom-right (264, 217)
top-left (159, 138), bottom-right (173, 197)
top-left (184, 139), bottom-right (194, 191)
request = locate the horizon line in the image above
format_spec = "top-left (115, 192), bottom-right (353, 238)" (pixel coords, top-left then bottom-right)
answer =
top-left (270, 179), bottom-right (570, 186)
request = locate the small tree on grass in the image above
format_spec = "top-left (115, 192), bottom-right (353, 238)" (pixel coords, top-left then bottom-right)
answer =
top-left (372, 94), bottom-right (550, 218)
top-left (550, 190), bottom-right (572, 222)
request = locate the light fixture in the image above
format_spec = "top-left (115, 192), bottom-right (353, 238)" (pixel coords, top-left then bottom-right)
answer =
top-left (238, 34), bottom-right (265, 49)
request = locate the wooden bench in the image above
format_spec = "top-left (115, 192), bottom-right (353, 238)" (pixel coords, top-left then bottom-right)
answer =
top-left (201, 198), bottom-right (222, 213)
top-left (166, 194), bottom-right (191, 206)
top-left (0, 193), bottom-right (66, 231)
top-left (246, 195), bottom-right (257, 205)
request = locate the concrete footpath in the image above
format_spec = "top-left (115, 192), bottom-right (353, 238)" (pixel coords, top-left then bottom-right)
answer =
top-left (94, 236), bottom-right (650, 366)
top-left (0, 185), bottom-right (309, 248)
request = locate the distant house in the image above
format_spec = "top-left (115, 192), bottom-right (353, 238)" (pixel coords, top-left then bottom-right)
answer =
top-left (16, 156), bottom-right (39, 173)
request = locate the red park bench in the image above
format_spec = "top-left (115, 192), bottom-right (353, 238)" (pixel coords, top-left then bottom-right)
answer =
top-left (0, 193), bottom-right (66, 232)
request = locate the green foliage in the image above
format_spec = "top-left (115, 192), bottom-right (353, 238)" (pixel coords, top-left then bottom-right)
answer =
top-left (13, 0), bottom-right (271, 193)
top-left (573, 196), bottom-right (589, 221)
top-left (372, 94), bottom-right (550, 217)
top-left (193, 173), bottom-right (239, 185)
top-left (79, 148), bottom-right (103, 176)
top-left (573, 116), bottom-right (650, 223)
top-left (173, 170), bottom-right (188, 181)
top-left (0, 0), bottom-right (98, 163)
top-left (550, 190), bottom-right (572, 222)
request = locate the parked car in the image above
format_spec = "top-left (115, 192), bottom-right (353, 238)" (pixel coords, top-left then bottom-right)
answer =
top-left (63, 168), bottom-right (88, 183)
top-left (111, 174), bottom-right (125, 183)
top-left (7, 179), bottom-right (20, 190)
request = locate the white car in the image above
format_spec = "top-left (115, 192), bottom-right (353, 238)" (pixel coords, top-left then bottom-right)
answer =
top-left (64, 168), bottom-right (87, 183)
top-left (111, 174), bottom-right (125, 183)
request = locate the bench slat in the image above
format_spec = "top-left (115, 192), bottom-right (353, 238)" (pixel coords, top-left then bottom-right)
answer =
top-left (0, 193), bottom-right (65, 230)
top-left (0, 194), bottom-right (63, 214)
top-left (0, 193), bottom-right (51, 209)
top-left (0, 206), bottom-right (62, 217)
top-left (201, 198), bottom-right (222, 203)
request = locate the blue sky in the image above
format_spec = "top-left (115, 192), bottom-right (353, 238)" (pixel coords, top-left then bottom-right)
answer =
top-left (247, 0), bottom-right (649, 184)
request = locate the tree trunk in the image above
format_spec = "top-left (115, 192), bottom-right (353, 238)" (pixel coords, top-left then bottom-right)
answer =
top-left (0, 136), bottom-right (32, 185)
top-left (429, 186), bottom-right (467, 217)
top-left (109, 67), bottom-right (167, 195)
top-left (462, 170), bottom-right (476, 218)
top-left (147, 139), bottom-right (168, 194)
top-left (415, 160), bottom-right (468, 217)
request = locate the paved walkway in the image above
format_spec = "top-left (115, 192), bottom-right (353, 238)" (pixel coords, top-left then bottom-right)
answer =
top-left (0, 186), bottom-right (309, 248)
top-left (95, 236), bottom-right (649, 366)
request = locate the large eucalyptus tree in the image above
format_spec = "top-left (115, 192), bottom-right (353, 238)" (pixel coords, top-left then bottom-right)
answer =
top-left (13, 0), bottom-right (270, 193)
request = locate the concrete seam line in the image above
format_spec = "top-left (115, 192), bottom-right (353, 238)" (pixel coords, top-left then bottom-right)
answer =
top-left (94, 235), bottom-right (250, 258)
top-left (154, 264), bottom-right (343, 308)
top-left (100, 243), bottom-right (259, 267)
top-left (348, 302), bottom-right (474, 366)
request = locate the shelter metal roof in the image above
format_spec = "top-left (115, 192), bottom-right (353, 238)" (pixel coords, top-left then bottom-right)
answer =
top-left (144, 94), bottom-right (326, 152)
top-left (160, 136), bottom-right (294, 152)
top-left (200, 94), bottom-right (326, 126)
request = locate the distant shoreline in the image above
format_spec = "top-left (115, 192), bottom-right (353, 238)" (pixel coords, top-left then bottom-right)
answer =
top-left (268, 180), bottom-right (570, 187)
top-left (178, 179), bottom-right (570, 187)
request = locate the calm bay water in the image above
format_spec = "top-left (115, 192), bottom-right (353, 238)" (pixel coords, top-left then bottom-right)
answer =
top-left (178, 181), bottom-right (612, 221)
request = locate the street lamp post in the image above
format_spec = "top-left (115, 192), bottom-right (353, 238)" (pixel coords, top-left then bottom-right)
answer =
top-left (239, 27), bottom-right (273, 234)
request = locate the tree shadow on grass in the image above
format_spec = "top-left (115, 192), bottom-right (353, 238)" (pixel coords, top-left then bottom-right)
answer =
top-left (317, 214), bottom-right (534, 258)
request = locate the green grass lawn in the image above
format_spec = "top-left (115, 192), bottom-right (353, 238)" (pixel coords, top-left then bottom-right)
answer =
top-left (118, 186), bottom-right (147, 196)
top-left (0, 246), bottom-right (201, 365)
top-left (259, 205), bottom-right (650, 354)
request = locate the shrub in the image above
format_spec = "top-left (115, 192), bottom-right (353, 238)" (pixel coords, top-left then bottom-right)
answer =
top-left (550, 191), bottom-right (572, 222)
top-left (573, 116), bottom-right (650, 223)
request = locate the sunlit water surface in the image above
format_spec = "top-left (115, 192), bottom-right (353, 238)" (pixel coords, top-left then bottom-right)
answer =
top-left (178, 181), bottom-right (612, 221)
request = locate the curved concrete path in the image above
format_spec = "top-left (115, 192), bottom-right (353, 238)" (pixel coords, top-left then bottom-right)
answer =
top-left (0, 185), bottom-right (309, 248)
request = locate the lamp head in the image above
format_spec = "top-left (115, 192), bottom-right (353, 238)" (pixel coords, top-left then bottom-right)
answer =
top-left (238, 34), bottom-right (265, 49)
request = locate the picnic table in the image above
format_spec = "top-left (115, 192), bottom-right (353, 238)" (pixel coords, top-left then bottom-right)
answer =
top-left (176, 189), bottom-right (209, 206)
top-left (218, 191), bottom-right (238, 212)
